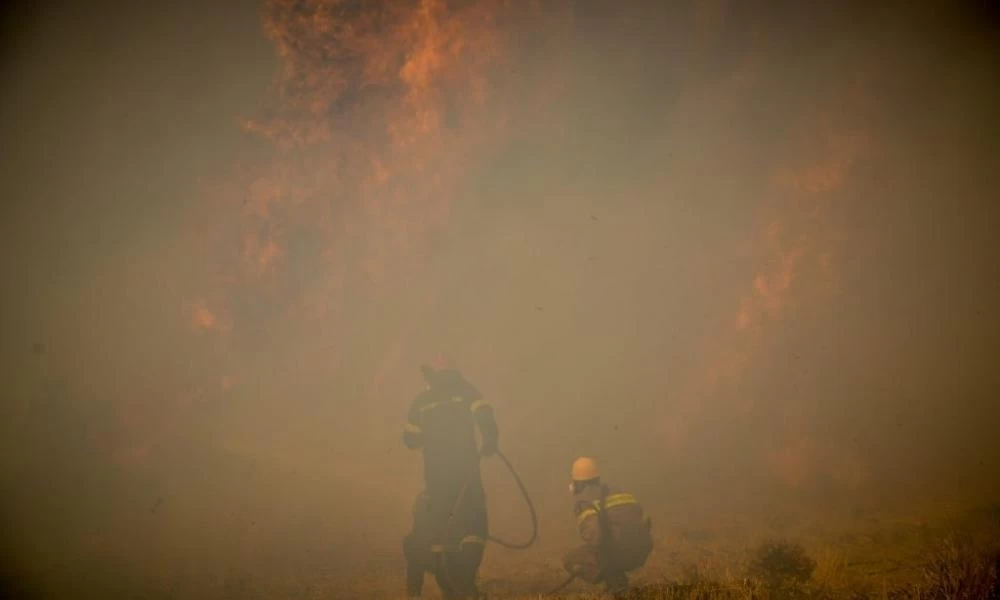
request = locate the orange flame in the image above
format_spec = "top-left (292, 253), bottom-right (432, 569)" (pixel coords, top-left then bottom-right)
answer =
top-left (662, 73), bottom-right (877, 489)
top-left (189, 298), bottom-right (232, 334)
top-left (176, 0), bottom-right (573, 461)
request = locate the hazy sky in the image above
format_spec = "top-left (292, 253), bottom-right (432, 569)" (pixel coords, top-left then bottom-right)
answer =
top-left (1, 1), bottom-right (998, 597)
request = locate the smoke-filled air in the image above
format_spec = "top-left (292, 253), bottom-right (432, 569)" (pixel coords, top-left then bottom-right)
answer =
top-left (1, 1), bottom-right (998, 599)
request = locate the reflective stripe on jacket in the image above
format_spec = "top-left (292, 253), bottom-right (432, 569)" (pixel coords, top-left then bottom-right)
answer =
top-left (572, 484), bottom-right (651, 552)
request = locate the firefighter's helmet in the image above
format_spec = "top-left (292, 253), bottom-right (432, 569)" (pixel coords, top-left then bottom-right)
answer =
top-left (420, 354), bottom-right (453, 386)
top-left (429, 354), bottom-right (452, 370)
top-left (571, 456), bottom-right (600, 482)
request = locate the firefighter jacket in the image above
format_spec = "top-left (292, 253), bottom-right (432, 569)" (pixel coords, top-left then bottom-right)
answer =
top-left (402, 369), bottom-right (498, 487)
top-left (572, 483), bottom-right (653, 571)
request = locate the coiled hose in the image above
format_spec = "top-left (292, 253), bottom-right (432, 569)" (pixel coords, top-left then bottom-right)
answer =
top-left (443, 450), bottom-right (575, 595)
top-left (486, 450), bottom-right (538, 549)
top-left (485, 451), bottom-right (577, 595)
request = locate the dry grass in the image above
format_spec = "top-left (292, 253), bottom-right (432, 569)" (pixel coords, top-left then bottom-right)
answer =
top-left (913, 534), bottom-right (1000, 600)
top-left (490, 507), bottom-right (1000, 600)
top-left (15, 501), bottom-right (1000, 599)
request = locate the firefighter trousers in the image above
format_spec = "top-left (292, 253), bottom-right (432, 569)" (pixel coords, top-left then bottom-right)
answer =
top-left (424, 472), bottom-right (488, 598)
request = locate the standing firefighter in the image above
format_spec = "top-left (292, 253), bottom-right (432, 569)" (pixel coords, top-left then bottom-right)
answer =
top-left (563, 456), bottom-right (653, 595)
top-left (402, 356), bottom-right (498, 599)
top-left (403, 490), bottom-right (456, 598)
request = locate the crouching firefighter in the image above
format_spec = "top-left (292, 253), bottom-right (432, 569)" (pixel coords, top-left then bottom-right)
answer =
top-left (402, 356), bottom-right (498, 599)
top-left (563, 457), bottom-right (653, 595)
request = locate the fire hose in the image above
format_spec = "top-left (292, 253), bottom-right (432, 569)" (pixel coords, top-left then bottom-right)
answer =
top-left (489, 452), bottom-right (582, 595)
top-left (486, 449), bottom-right (538, 549)
top-left (489, 452), bottom-right (577, 595)
top-left (444, 449), bottom-right (537, 550)
top-left (441, 450), bottom-right (580, 595)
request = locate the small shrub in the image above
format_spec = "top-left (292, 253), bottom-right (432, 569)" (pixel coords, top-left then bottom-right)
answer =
top-left (920, 534), bottom-right (1000, 600)
top-left (746, 540), bottom-right (816, 595)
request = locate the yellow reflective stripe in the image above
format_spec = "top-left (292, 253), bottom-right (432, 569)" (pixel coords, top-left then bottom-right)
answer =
top-left (461, 535), bottom-right (485, 546)
top-left (418, 401), bottom-right (443, 413)
top-left (576, 507), bottom-right (598, 524)
top-left (602, 493), bottom-right (638, 510)
top-left (577, 493), bottom-right (639, 524)
top-left (417, 397), bottom-right (466, 413)
top-left (469, 399), bottom-right (491, 413)
top-left (430, 544), bottom-right (446, 553)
top-left (404, 423), bottom-right (421, 434)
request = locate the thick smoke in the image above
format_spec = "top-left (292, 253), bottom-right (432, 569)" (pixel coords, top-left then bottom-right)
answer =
top-left (1, 0), bottom-right (998, 597)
